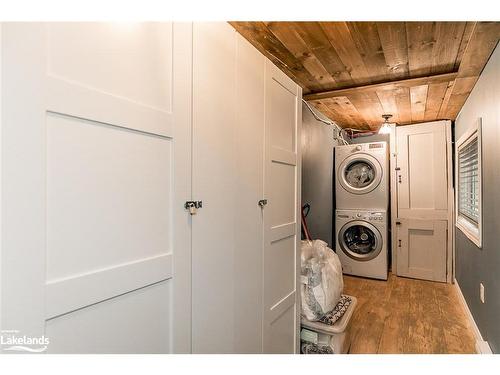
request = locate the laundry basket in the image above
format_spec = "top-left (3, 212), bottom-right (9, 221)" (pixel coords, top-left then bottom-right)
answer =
top-left (300, 295), bottom-right (357, 354)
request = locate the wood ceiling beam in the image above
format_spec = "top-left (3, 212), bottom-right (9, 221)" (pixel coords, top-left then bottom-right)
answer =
top-left (303, 71), bottom-right (458, 101)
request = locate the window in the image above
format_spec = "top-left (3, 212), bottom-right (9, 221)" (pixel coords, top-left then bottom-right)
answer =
top-left (456, 118), bottom-right (482, 247)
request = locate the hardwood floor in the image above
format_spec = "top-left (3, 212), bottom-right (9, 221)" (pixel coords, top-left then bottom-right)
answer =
top-left (343, 273), bottom-right (477, 354)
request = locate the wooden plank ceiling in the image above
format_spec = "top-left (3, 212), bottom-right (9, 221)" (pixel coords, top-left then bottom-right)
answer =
top-left (230, 22), bottom-right (500, 130)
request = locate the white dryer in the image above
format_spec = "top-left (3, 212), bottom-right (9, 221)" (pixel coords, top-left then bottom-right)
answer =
top-left (335, 209), bottom-right (388, 280)
top-left (335, 142), bottom-right (389, 210)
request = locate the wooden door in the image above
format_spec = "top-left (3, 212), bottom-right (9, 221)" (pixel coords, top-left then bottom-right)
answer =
top-left (395, 121), bottom-right (452, 282)
top-left (0, 23), bottom-right (192, 353)
top-left (263, 61), bottom-right (302, 353)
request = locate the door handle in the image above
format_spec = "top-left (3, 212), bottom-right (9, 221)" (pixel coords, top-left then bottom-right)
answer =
top-left (185, 200), bottom-right (203, 215)
top-left (258, 199), bottom-right (268, 208)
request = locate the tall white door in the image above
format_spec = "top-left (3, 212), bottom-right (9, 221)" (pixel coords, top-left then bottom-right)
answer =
top-left (191, 23), bottom-right (267, 354)
top-left (191, 22), bottom-right (237, 353)
top-left (395, 120), bottom-right (452, 282)
top-left (263, 61), bottom-right (302, 353)
top-left (233, 33), bottom-right (266, 353)
top-left (0, 23), bottom-right (192, 353)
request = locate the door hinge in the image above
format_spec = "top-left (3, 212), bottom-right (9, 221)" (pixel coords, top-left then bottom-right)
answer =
top-left (185, 200), bottom-right (203, 215)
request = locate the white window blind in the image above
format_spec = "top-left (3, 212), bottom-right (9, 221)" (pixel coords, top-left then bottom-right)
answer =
top-left (456, 119), bottom-right (482, 248)
top-left (458, 136), bottom-right (479, 224)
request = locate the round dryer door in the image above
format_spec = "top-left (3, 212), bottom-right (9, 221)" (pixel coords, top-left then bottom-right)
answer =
top-left (338, 154), bottom-right (382, 194)
top-left (339, 220), bottom-right (382, 261)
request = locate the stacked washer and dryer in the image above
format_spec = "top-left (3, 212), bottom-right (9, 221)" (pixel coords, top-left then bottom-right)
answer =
top-left (334, 142), bottom-right (389, 280)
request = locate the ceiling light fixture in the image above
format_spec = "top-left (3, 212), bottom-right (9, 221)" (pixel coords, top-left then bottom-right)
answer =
top-left (378, 114), bottom-right (393, 134)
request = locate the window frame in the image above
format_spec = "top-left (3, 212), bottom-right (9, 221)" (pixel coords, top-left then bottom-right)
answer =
top-left (455, 117), bottom-right (482, 248)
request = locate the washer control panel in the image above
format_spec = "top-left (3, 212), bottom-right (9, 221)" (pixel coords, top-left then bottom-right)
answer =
top-left (337, 212), bottom-right (385, 221)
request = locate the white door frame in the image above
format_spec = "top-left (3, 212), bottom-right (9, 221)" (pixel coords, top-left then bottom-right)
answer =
top-left (389, 123), bottom-right (398, 274)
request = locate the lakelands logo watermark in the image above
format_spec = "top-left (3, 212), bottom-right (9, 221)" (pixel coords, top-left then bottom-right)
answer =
top-left (1, 330), bottom-right (50, 353)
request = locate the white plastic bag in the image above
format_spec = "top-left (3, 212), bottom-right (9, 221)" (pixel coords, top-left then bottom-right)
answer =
top-left (300, 240), bottom-right (343, 321)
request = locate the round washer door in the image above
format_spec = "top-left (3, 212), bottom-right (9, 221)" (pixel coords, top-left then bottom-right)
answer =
top-left (338, 220), bottom-right (382, 261)
top-left (338, 153), bottom-right (382, 195)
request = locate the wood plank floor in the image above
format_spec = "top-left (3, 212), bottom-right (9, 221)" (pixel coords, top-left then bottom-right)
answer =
top-left (343, 273), bottom-right (477, 354)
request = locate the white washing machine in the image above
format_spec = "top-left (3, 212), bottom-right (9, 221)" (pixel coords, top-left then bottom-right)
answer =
top-left (335, 142), bottom-right (389, 210)
top-left (335, 209), bottom-right (388, 280)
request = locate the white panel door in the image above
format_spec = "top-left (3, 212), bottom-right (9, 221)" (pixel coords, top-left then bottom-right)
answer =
top-left (233, 34), bottom-right (265, 353)
top-left (263, 60), bottom-right (301, 354)
top-left (395, 120), bottom-right (452, 282)
top-left (396, 219), bottom-right (447, 282)
top-left (396, 121), bottom-right (449, 220)
top-left (191, 22), bottom-right (237, 354)
top-left (0, 23), bottom-right (192, 353)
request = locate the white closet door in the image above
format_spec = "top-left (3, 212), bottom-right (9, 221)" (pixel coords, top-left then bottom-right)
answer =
top-left (0, 23), bottom-right (192, 353)
top-left (233, 34), bottom-right (265, 353)
top-left (191, 22), bottom-right (237, 354)
top-left (263, 61), bottom-right (302, 354)
top-left (395, 120), bottom-right (452, 282)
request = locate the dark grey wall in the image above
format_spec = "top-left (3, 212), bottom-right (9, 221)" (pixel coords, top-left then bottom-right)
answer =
top-left (455, 44), bottom-right (500, 353)
top-left (301, 103), bottom-right (340, 247)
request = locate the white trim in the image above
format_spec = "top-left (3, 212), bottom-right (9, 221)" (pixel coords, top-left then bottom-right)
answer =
top-left (455, 118), bottom-right (482, 248)
top-left (46, 253), bottom-right (173, 320)
top-left (454, 278), bottom-right (492, 354)
top-left (389, 123), bottom-right (398, 274)
top-left (270, 222), bottom-right (296, 243)
top-left (295, 87), bottom-right (303, 354)
top-left (0, 23), bottom-right (3, 333)
top-left (266, 290), bottom-right (296, 325)
top-left (270, 146), bottom-right (297, 166)
top-left (46, 75), bottom-right (173, 138)
top-left (445, 122), bottom-right (454, 283)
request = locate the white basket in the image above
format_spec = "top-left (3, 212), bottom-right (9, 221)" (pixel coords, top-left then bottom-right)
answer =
top-left (301, 295), bottom-right (357, 354)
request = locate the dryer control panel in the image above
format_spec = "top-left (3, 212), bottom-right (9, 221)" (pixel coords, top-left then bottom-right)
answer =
top-left (346, 141), bottom-right (387, 154)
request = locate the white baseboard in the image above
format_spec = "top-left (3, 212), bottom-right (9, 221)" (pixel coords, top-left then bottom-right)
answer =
top-left (453, 278), bottom-right (493, 354)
